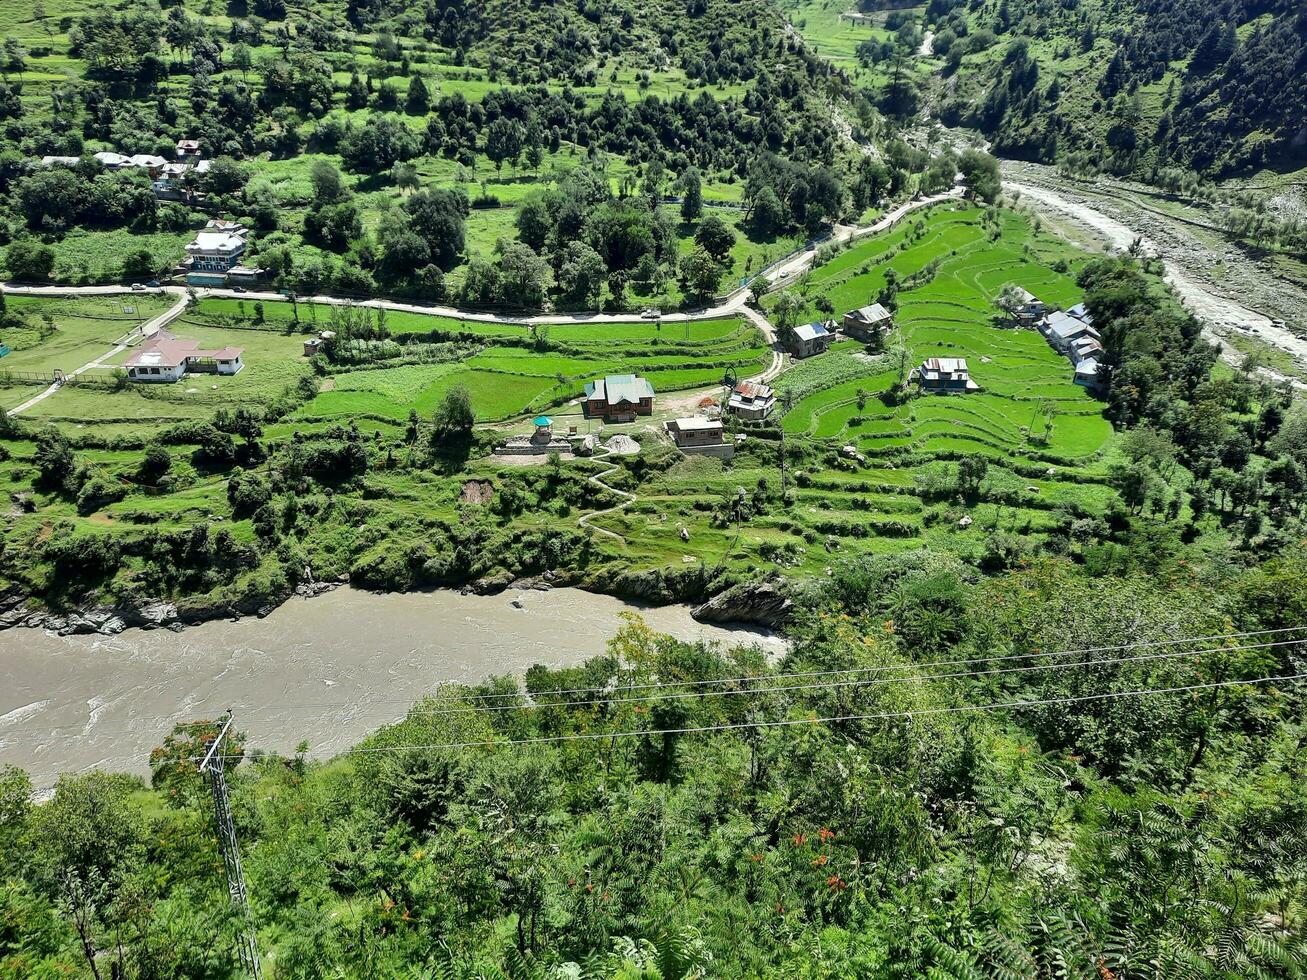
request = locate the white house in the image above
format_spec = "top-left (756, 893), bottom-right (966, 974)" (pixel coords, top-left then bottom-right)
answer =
top-left (125, 330), bottom-right (243, 382)
top-left (1041, 310), bottom-right (1101, 354)
top-left (185, 222), bottom-right (249, 284)
top-left (93, 151), bottom-right (131, 169)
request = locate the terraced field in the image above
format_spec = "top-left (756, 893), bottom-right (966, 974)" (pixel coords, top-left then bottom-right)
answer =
top-left (293, 312), bottom-right (767, 423)
top-left (577, 202), bottom-right (1121, 568)
top-left (775, 202), bottom-right (1111, 462)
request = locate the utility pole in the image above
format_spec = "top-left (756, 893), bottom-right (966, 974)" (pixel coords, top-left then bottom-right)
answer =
top-left (200, 713), bottom-right (263, 980)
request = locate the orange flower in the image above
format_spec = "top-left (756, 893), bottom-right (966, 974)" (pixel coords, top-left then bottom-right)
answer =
top-left (749, 853), bottom-right (766, 863)
top-left (812, 854), bottom-right (829, 867)
top-left (817, 827), bottom-right (835, 842)
top-left (1097, 958), bottom-right (1118, 980)
top-left (826, 875), bottom-right (847, 891)
top-left (792, 833), bottom-right (807, 846)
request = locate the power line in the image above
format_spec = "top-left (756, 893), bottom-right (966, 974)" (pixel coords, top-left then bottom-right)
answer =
top-left (355, 636), bottom-right (1307, 719)
top-left (198, 671), bottom-right (1307, 762)
top-left (5, 630), bottom-right (1304, 748)
top-left (223, 624), bottom-right (1307, 710)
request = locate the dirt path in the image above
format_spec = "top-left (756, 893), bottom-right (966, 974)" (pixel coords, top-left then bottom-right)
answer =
top-left (1005, 164), bottom-right (1307, 385)
top-left (8, 291), bottom-right (190, 415)
top-left (578, 449), bottom-right (637, 543)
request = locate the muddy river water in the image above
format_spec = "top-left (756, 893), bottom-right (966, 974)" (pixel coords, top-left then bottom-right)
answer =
top-left (0, 587), bottom-right (786, 788)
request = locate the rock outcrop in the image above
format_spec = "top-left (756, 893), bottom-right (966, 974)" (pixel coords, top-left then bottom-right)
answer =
top-left (691, 580), bottom-right (793, 630)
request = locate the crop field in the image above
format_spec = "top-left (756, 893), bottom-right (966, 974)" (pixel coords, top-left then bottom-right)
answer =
top-left (275, 309), bottom-right (768, 423)
top-left (774, 203), bottom-right (1110, 462)
top-left (574, 201), bottom-right (1120, 566)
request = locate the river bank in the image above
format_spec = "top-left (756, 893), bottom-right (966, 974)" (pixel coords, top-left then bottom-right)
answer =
top-left (1002, 160), bottom-right (1307, 385)
top-left (0, 585), bottom-right (787, 789)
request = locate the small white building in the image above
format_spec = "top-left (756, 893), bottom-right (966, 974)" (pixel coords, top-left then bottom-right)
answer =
top-left (38, 155), bottom-right (80, 167)
top-left (93, 151), bottom-right (131, 169)
top-left (125, 330), bottom-right (244, 382)
top-left (176, 139), bottom-right (203, 160)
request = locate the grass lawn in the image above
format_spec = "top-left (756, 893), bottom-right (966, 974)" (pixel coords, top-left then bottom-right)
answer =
top-left (0, 294), bottom-right (174, 377)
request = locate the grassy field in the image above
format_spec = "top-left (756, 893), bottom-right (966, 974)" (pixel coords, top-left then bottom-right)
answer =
top-left (573, 201), bottom-right (1118, 570)
top-left (769, 202), bottom-right (1110, 461)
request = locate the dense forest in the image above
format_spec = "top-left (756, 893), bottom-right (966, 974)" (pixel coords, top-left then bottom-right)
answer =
top-left (2, 550), bottom-right (1306, 977)
top-left (920, 0), bottom-right (1307, 176)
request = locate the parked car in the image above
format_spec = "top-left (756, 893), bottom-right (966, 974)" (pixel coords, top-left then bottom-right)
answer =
top-left (129, 282), bottom-right (146, 291)
top-left (146, 280), bottom-right (160, 288)
top-left (232, 286), bottom-right (247, 293)
top-left (640, 307), bottom-right (661, 319)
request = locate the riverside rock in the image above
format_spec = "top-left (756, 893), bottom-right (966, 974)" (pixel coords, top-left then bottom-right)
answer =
top-left (691, 580), bottom-right (793, 630)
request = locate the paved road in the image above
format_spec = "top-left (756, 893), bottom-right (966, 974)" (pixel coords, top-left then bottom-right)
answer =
top-left (0, 189), bottom-right (964, 414)
top-left (7, 292), bottom-right (190, 415)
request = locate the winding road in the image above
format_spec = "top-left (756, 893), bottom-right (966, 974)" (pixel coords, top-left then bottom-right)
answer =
top-left (1, 188), bottom-right (965, 416)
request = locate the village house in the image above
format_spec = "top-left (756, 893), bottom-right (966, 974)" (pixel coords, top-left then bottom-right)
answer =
top-left (175, 139), bottom-right (203, 160)
top-left (1075, 358), bottom-right (1104, 392)
top-left (913, 357), bottom-right (980, 393)
top-left (790, 321), bottom-right (834, 359)
top-left (184, 221), bottom-right (249, 285)
top-left (38, 155), bottom-right (80, 167)
top-left (842, 303), bottom-right (894, 344)
top-left (93, 151), bottom-right (130, 170)
top-left (1010, 286), bottom-right (1048, 326)
top-left (125, 330), bottom-right (243, 383)
top-left (727, 381), bottom-right (776, 420)
top-left (583, 374), bottom-right (656, 422)
top-left (665, 417), bottom-right (734, 458)
top-left (1040, 310), bottom-right (1102, 355)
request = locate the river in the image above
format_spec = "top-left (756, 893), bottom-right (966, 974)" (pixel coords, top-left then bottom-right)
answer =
top-left (0, 587), bottom-right (786, 788)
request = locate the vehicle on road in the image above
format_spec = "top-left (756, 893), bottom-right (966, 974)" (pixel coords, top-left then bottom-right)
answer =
top-left (129, 283), bottom-right (146, 291)
top-left (146, 280), bottom-right (160, 288)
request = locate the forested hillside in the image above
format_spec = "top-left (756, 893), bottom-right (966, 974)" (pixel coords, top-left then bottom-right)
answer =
top-left (3, 555), bottom-right (1306, 976)
top-left (918, 0), bottom-right (1307, 176)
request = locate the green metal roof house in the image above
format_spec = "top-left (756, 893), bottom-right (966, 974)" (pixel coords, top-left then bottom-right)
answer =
top-left (584, 374), bottom-right (656, 421)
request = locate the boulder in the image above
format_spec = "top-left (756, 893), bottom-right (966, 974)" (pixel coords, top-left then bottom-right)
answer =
top-left (692, 580), bottom-right (793, 630)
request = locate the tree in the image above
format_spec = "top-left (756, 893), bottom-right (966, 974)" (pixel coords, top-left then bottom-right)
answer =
top-left (310, 159), bottom-right (347, 204)
top-left (679, 167), bottom-right (702, 221)
top-left (402, 187), bottom-right (468, 269)
top-left (340, 114), bottom-right (419, 172)
top-left (405, 74), bottom-right (430, 115)
top-left (495, 240), bottom-right (551, 308)
top-left (751, 184), bottom-right (785, 236)
top-left (556, 240), bottom-right (607, 307)
top-left (137, 445), bottom-right (172, 484)
top-left (432, 384), bottom-right (474, 443)
top-left (121, 248), bottom-right (157, 281)
top-left (694, 214), bottom-right (736, 263)
top-left (6, 238), bottom-right (56, 281)
top-left (678, 248), bottom-right (724, 302)
top-left (484, 117), bottom-right (526, 173)
top-left (955, 454), bottom-right (988, 498)
top-left (204, 156), bottom-right (249, 195)
top-left (34, 427), bottom-right (75, 488)
top-left (772, 291), bottom-right (804, 341)
top-left (30, 772), bottom-right (144, 980)
top-left (959, 149), bottom-right (1001, 203)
